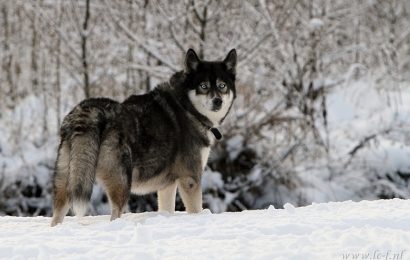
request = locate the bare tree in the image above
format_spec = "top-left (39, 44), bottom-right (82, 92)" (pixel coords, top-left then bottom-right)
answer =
top-left (1, 0), bottom-right (410, 215)
top-left (81, 0), bottom-right (91, 98)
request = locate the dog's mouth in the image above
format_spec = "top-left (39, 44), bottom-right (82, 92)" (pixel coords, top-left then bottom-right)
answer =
top-left (211, 106), bottom-right (222, 112)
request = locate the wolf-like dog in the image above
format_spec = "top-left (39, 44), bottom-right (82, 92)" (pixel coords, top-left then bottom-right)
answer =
top-left (50, 49), bottom-right (237, 226)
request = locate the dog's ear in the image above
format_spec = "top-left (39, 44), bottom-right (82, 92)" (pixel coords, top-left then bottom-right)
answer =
top-left (223, 49), bottom-right (237, 75)
top-left (185, 49), bottom-right (200, 73)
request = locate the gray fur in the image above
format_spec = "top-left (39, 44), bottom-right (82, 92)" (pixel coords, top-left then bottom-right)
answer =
top-left (51, 49), bottom-right (237, 226)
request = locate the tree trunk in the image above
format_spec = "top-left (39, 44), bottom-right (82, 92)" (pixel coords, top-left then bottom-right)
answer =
top-left (199, 6), bottom-right (207, 59)
top-left (1, 3), bottom-right (15, 103)
top-left (31, 2), bottom-right (39, 92)
top-left (55, 0), bottom-right (63, 127)
top-left (81, 0), bottom-right (91, 98)
top-left (126, 0), bottom-right (135, 96)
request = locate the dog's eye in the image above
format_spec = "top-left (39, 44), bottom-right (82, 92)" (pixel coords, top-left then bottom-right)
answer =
top-left (218, 83), bottom-right (226, 89)
top-left (199, 83), bottom-right (208, 90)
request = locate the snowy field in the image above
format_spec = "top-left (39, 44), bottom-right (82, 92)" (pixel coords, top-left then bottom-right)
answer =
top-left (1, 199), bottom-right (409, 260)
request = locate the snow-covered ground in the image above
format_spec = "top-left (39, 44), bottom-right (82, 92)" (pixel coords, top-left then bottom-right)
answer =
top-left (1, 199), bottom-right (409, 260)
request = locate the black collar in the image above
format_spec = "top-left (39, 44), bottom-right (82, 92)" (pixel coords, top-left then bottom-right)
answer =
top-left (210, 127), bottom-right (222, 141)
top-left (192, 113), bottom-right (223, 141)
top-left (197, 119), bottom-right (223, 141)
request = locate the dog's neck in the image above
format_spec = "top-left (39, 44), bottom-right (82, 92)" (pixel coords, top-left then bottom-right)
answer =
top-left (176, 95), bottom-right (223, 141)
top-left (183, 107), bottom-right (223, 141)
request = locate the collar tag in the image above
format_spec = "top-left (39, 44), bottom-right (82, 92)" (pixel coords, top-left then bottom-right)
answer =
top-left (210, 128), bottom-right (222, 141)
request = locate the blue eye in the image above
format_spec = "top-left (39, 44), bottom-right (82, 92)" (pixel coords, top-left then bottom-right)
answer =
top-left (199, 83), bottom-right (208, 89)
top-left (218, 83), bottom-right (226, 89)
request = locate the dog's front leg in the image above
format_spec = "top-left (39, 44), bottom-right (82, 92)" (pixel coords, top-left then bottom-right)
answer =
top-left (177, 176), bottom-right (202, 213)
top-left (157, 182), bottom-right (177, 213)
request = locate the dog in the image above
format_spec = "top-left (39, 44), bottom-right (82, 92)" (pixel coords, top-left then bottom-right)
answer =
top-left (50, 49), bottom-right (237, 226)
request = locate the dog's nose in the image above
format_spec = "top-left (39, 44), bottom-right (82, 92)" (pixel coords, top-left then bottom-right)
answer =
top-left (213, 98), bottom-right (222, 108)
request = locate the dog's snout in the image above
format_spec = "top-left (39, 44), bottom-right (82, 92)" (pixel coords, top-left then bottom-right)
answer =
top-left (213, 98), bottom-right (222, 107)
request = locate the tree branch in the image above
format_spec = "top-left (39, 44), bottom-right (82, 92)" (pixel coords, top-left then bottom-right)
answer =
top-left (103, 0), bottom-right (179, 72)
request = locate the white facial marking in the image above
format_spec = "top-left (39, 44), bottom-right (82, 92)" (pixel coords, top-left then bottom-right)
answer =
top-left (188, 89), bottom-right (233, 126)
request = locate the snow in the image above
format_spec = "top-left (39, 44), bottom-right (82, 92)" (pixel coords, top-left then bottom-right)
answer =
top-left (1, 199), bottom-right (409, 259)
top-left (309, 18), bottom-right (324, 30)
top-left (260, 78), bottom-right (410, 208)
top-left (202, 169), bottom-right (224, 190)
top-left (226, 135), bottom-right (244, 160)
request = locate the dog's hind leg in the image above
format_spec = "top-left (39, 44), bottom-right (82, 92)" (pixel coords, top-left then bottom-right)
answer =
top-left (158, 182), bottom-right (177, 213)
top-left (96, 135), bottom-right (131, 221)
top-left (178, 176), bottom-right (202, 213)
top-left (101, 172), bottom-right (130, 221)
top-left (51, 141), bottom-right (71, 227)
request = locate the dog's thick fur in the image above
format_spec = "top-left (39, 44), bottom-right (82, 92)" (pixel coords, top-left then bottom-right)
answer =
top-left (51, 49), bottom-right (237, 226)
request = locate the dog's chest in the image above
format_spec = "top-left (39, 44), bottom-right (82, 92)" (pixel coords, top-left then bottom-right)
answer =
top-left (200, 131), bottom-right (214, 170)
top-left (200, 146), bottom-right (211, 170)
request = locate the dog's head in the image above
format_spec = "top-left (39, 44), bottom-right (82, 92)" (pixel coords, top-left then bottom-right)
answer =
top-left (183, 49), bottom-right (237, 126)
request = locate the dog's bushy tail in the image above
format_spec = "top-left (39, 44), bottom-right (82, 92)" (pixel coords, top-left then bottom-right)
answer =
top-left (60, 102), bottom-right (107, 217)
top-left (68, 132), bottom-right (100, 216)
